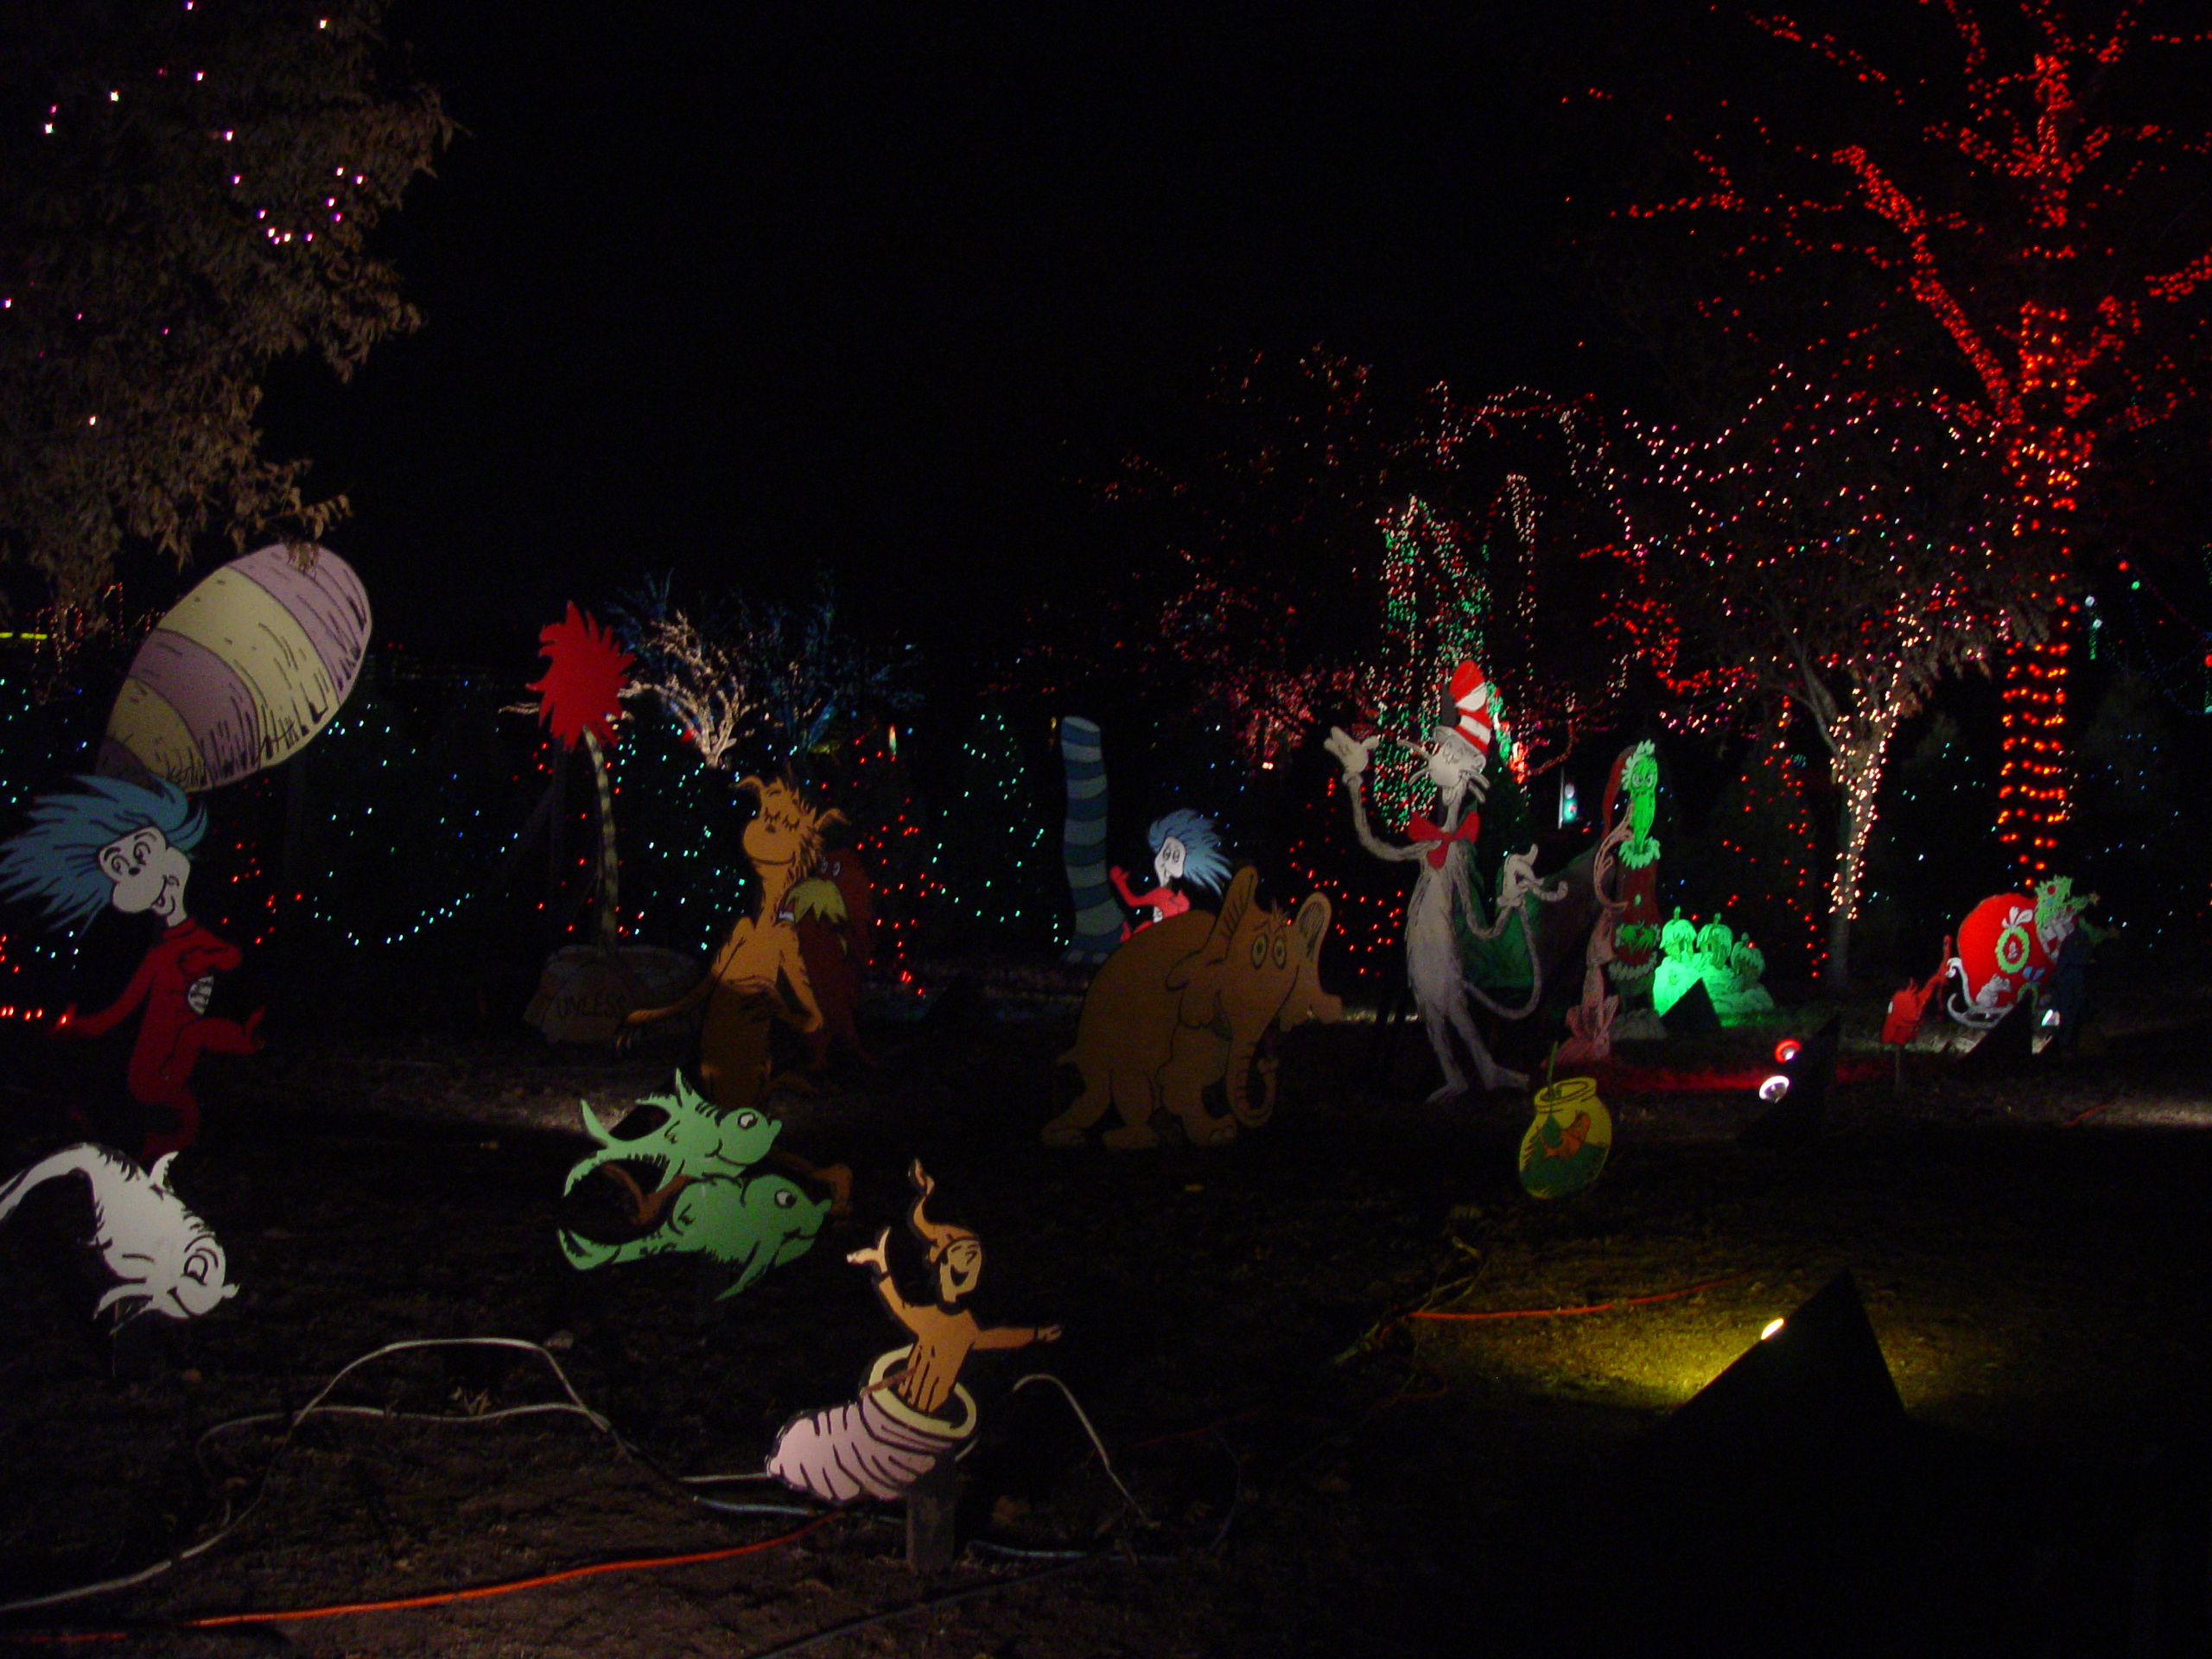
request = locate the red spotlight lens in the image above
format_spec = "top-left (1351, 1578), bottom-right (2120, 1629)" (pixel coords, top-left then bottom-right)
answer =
top-left (1774, 1039), bottom-right (1802, 1065)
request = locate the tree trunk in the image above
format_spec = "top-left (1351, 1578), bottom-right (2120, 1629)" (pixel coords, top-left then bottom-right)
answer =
top-left (1993, 425), bottom-right (2088, 880)
top-left (1822, 728), bottom-right (1891, 992)
top-left (582, 729), bottom-right (620, 950)
top-left (1993, 611), bottom-right (2074, 880)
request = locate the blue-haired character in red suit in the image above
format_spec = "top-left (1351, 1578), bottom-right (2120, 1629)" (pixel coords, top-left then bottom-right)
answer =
top-left (0, 777), bottom-right (263, 1162)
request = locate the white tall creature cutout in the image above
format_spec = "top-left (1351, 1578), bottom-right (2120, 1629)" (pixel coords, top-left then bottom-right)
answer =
top-left (1327, 660), bottom-right (1563, 1099)
top-left (0, 1143), bottom-right (237, 1322)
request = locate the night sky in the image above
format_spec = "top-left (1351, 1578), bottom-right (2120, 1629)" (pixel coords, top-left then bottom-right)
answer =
top-left (267, 4), bottom-right (1588, 668)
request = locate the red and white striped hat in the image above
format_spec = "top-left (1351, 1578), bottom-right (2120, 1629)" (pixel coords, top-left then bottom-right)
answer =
top-left (1433, 659), bottom-right (1496, 763)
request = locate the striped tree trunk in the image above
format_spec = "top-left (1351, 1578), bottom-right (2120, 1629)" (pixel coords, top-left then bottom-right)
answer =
top-left (582, 729), bottom-right (620, 950)
top-left (1058, 716), bottom-right (1120, 963)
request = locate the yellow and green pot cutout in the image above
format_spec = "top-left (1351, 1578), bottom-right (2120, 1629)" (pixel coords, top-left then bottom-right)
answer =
top-left (1517, 1077), bottom-right (1611, 1198)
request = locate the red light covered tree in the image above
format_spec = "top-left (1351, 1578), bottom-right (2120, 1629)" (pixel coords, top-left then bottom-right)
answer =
top-left (1613, 1), bottom-right (2212, 876)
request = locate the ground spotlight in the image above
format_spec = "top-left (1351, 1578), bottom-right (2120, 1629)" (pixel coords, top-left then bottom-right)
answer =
top-left (1738, 1014), bottom-right (1840, 1147)
top-left (1662, 1269), bottom-right (1904, 1473)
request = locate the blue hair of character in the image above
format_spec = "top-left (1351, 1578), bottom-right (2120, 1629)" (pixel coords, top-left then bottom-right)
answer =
top-left (1146, 808), bottom-right (1230, 895)
top-left (0, 774), bottom-right (206, 933)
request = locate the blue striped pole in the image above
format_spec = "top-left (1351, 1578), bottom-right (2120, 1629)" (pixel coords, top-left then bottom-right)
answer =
top-left (1059, 715), bottom-right (1121, 963)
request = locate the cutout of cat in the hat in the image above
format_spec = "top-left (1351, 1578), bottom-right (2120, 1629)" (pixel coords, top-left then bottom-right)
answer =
top-left (1325, 661), bottom-right (1562, 1098)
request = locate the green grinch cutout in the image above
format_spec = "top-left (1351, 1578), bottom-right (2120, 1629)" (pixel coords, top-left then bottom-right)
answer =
top-left (1560, 741), bottom-right (1665, 1064)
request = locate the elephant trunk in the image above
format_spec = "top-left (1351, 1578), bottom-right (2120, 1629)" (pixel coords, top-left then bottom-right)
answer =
top-left (1294, 986), bottom-right (1344, 1027)
top-left (1225, 1034), bottom-right (1277, 1128)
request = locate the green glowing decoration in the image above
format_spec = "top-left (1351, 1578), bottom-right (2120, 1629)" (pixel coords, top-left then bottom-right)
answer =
top-left (1651, 909), bottom-right (1773, 1023)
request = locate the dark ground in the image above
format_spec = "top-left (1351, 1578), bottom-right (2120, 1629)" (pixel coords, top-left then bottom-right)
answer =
top-left (1, 965), bottom-right (2209, 1658)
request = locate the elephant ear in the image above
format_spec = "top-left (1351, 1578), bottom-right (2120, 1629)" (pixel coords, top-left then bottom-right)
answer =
top-left (1293, 891), bottom-right (1333, 970)
top-left (1167, 868), bottom-right (1255, 988)
top-left (1166, 866), bottom-right (1257, 1024)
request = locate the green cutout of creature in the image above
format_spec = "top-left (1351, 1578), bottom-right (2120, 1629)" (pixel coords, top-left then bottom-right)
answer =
top-left (563, 1070), bottom-right (781, 1223)
top-left (561, 1171), bottom-right (830, 1299)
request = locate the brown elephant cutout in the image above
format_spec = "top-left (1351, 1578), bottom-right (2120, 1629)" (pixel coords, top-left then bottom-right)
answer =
top-left (1045, 867), bottom-right (1342, 1149)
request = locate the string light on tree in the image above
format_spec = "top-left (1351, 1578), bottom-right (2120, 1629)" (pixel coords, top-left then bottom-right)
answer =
top-left (1611, 3), bottom-right (2212, 877)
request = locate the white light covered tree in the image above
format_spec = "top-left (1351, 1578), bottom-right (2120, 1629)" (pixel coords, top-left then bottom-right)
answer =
top-left (1628, 372), bottom-right (2040, 985)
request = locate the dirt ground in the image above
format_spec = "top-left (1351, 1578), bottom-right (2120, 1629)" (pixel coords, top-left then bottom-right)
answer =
top-left (1, 963), bottom-right (2209, 1658)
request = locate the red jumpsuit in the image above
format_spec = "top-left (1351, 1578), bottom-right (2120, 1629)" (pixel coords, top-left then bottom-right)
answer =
top-left (62, 917), bottom-right (262, 1160)
top-left (1109, 868), bottom-right (1191, 932)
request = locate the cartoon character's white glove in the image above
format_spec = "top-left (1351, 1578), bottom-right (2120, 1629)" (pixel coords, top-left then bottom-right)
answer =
top-left (1325, 726), bottom-right (1378, 779)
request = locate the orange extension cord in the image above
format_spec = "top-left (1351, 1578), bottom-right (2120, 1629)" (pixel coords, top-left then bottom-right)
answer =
top-left (21, 1278), bottom-right (1738, 1643)
top-left (185, 1510), bottom-right (842, 1629)
top-left (16, 1511), bottom-right (843, 1643)
top-left (1405, 1273), bottom-right (1738, 1322)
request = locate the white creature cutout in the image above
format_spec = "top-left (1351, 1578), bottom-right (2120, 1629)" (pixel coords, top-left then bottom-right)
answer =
top-left (1326, 660), bottom-right (1565, 1099)
top-left (0, 1143), bottom-right (237, 1322)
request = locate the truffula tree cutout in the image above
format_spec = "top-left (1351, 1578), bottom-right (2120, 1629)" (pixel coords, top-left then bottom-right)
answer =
top-left (99, 543), bottom-right (372, 791)
top-left (1046, 866), bottom-right (1341, 1149)
top-left (1110, 808), bottom-right (1230, 933)
top-left (0, 1144), bottom-right (237, 1323)
top-left (769, 1161), bottom-right (1060, 1503)
top-left (1058, 715), bottom-right (1121, 963)
top-left (1325, 660), bottom-right (1567, 1097)
top-left (527, 605), bottom-right (632, 950)
top-left (1946, 876), bottom-right (2101, 1028)
top-left (521, 606), bottom-right (697, 1043)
